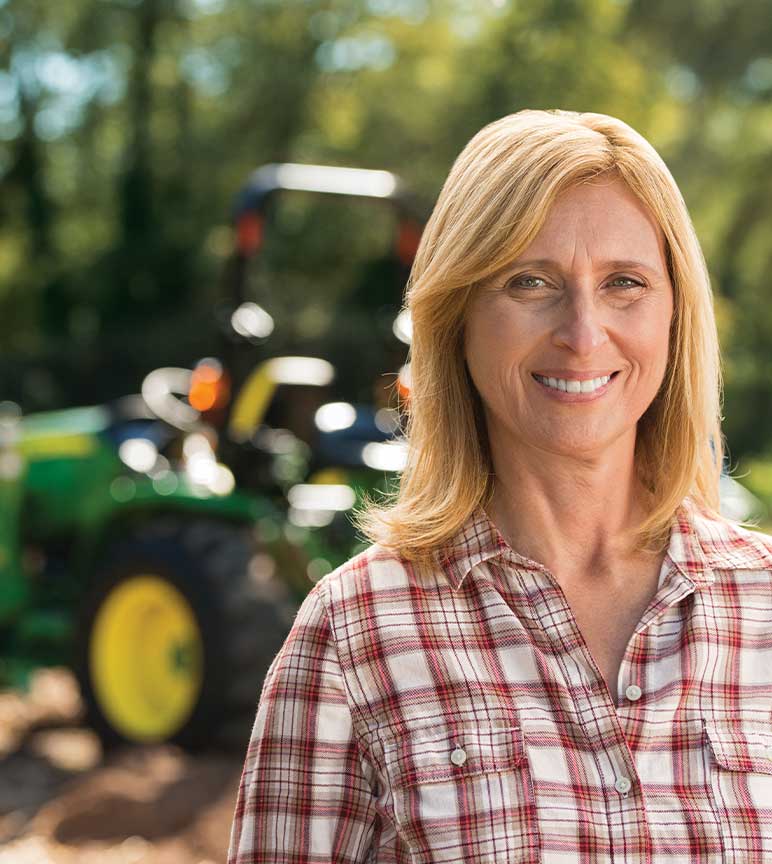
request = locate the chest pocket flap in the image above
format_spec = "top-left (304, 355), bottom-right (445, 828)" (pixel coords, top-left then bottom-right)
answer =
top-left (705, 718), bottom-right (772, 774)
top-left (384, 721), bottom-right (527, 787)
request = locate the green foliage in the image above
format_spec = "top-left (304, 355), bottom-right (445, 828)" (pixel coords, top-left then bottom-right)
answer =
top-left (737, 456), bottom-right (772, 520)
top-left (0, 0), bottom-right (771, 455)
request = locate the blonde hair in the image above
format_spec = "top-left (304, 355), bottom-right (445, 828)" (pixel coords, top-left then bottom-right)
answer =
top-left (355, 109), bottom-right (723, 561)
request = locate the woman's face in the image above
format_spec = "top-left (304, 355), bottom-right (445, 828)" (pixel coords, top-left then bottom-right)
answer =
top-left (464, 176), bottom-right (674, 462)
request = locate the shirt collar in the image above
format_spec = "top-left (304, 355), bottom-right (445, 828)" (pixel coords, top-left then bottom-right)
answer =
top-left (437, 498), bottom-right (772, 593)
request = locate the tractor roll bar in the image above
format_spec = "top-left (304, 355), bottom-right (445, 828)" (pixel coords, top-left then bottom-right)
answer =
top-left (240, 163), bottom-right (403, 208)
top-left (224, 162), bottom-right (424, 307)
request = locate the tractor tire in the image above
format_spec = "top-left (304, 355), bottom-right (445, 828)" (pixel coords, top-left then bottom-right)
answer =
top-left (73, 517), bottom-right (300, 751)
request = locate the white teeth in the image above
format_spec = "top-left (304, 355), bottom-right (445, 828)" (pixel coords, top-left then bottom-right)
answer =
top-left (534, 374), bottom-right (612, 394)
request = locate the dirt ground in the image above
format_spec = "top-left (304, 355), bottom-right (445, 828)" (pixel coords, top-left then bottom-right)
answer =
top-left (0, 668), bottom-right (246, 864)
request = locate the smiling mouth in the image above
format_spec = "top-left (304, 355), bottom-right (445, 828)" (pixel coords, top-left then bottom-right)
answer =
top-left (532, 371), bottom-right (620, 394)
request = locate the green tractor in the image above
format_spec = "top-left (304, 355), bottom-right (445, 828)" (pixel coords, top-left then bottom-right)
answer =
top-left (0, 164), bottom-right (419, 750)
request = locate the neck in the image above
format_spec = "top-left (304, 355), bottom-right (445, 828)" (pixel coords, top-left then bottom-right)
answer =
top-left (485, 429), bottom-right (654, 580)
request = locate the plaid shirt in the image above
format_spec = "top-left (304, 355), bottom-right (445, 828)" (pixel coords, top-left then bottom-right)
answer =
top-left (228, 500), bottom-right (772, 863)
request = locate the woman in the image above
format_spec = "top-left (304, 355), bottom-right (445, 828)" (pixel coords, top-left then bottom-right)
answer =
top-left (228, 110), bottom-right (772, 863)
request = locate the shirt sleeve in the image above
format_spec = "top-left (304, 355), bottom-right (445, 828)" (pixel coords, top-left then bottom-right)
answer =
top-left (227, 583), bottom-right (379, 864)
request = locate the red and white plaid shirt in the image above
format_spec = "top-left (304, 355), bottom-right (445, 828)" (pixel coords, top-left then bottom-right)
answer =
top-left (228, 500), bottom-right (772, 863)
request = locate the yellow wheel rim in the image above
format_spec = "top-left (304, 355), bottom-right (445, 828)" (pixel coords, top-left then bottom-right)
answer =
top-left (90, 574), bottom-right (204, 742)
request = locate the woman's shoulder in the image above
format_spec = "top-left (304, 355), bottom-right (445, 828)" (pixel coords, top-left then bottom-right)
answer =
top-left (314, 541), bottom-right (438, 604)
top-left (689, 506), bottom-right (772, 574)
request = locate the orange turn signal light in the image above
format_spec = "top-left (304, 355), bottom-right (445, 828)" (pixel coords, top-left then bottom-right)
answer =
top-left (189, 359), bottom-right (231, 413)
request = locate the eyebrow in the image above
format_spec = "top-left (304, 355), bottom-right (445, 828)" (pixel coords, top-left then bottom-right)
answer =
top-left (507, 257), bottom-right (664, 274)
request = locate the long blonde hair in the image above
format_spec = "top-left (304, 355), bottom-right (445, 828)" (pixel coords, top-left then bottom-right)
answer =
top-left (355, 109), bottom-right (723, 561)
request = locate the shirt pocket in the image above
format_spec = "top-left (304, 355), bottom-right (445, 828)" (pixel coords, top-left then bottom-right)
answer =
top-left (705, 718), bottom-right (772, 863)
top-left (382, 721), bottom-right (540, 864)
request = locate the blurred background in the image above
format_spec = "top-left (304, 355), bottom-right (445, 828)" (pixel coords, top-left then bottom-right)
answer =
top-left (2, 0), bottom-right (772, 861)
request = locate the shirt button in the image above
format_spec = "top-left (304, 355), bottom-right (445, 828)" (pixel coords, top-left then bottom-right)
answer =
top-left (614, 776), bottom-right (632, 794)
top-left (625, 684), bottom-right (642, 702)
top-left (450, 746), bottom-right (467, 766)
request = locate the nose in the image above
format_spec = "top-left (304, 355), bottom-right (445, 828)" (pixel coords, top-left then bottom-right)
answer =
top-left (551, 292), bottom-right (609, 356)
